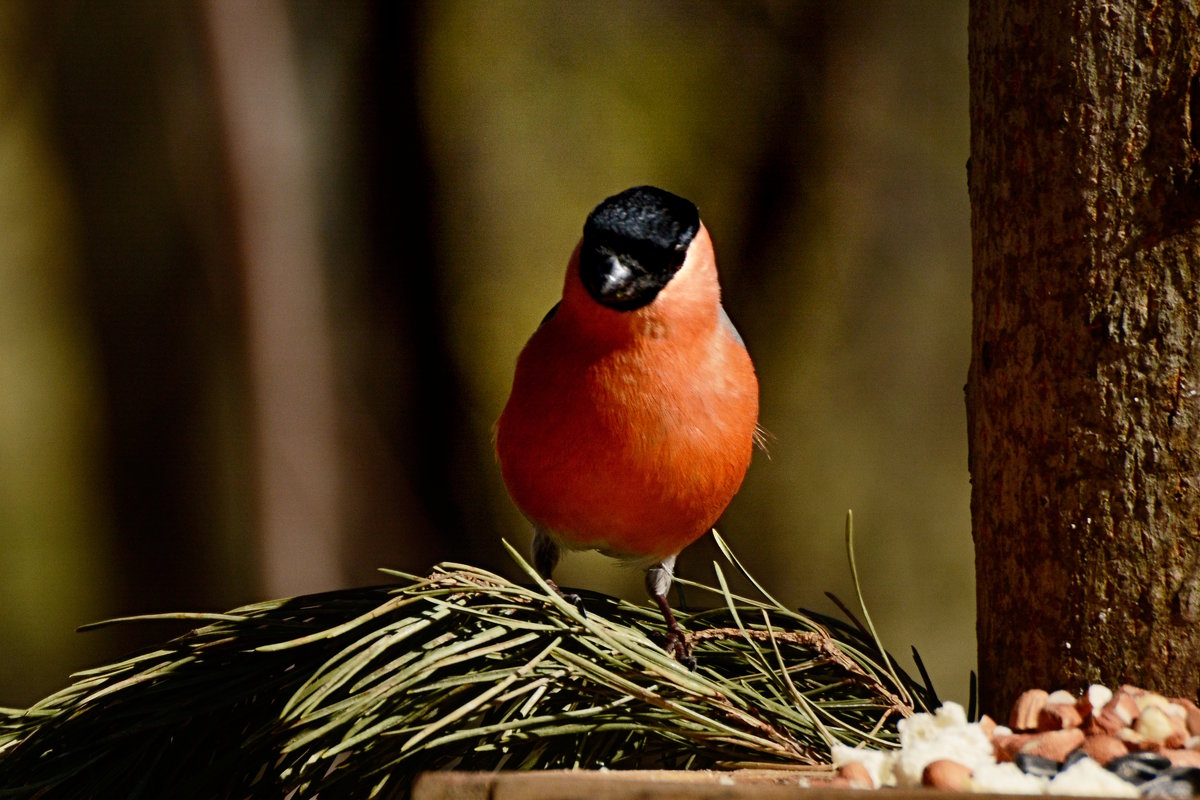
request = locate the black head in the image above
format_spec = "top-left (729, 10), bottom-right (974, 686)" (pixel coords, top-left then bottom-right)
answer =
top-left (579, 186), bottom-right (699, 311)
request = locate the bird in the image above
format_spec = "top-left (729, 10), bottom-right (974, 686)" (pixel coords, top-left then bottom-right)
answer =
top-left (495, 185), bottom-right (760, 665)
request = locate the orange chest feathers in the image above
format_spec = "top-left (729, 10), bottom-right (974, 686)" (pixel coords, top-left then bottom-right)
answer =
top-left (496, 314), bottom-right (759, 561)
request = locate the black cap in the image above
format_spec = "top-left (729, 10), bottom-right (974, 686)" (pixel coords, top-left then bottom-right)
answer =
top-left (579, 186), bottom-right (699, 311)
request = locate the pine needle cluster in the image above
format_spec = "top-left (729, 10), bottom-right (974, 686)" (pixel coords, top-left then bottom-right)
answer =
top-left (0, 527), bottom-right (935, 799)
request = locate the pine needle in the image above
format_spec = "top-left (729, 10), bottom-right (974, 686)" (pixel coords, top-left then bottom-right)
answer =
top-left (0, 529), bottom-right (934, 799)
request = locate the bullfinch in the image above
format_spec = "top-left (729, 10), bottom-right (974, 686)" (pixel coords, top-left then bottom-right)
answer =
top-left (495, 185), bottom-right (759, 664)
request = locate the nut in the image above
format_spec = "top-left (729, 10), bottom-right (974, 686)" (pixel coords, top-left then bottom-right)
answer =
top-left (1081, 733), bottom-right (1129, 765)
top-left (1010, 688), bottom-right (1049, 732)
top-left (1116, 726), bottom-right (1149, 749)
top-left (978, 713), bottom-right (998, 739)
top-left (1039, 702), bottom-right (1084, 731)
top-left (923, 759), bottom-right (973, 791)
top-left (1136, 704), bottom-right (1189, 748)
top-left (1161, 749), bottom-right (1200, 768)
top-left (1019, 728), bottom-right (1086, 762)
top-left (835, 760), bottom-right (875, 788)
top-left (1078, 684), bottom-right (1112, 730)
top-left (1105, 689), bottom-right (1141, 727)
top-left (1086, 684), bottom-right (1114, 711)
top-left (1132, 689), bottom-right (1174, 715)
top-left (1172, 697), bottom-right (1200, 736)
top-left (1088, 705), bottom-right (1129, 736)
top-left (1046, 689), bottom-right (1077, 705)
top-left (994, 732), bottom-right (1037, 762)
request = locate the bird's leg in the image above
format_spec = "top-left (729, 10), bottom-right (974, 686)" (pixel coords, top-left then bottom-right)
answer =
top-left (532, 527), bottom-right (585, 615)
top-left (646, 555), bottom-right (694, 668)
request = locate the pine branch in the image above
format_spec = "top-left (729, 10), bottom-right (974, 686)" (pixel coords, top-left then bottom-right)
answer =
top-left (0, 531), bottom-right (934, 799)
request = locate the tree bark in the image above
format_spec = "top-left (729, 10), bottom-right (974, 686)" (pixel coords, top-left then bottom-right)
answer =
top-left (968, 0), bottom-right (1200, 717)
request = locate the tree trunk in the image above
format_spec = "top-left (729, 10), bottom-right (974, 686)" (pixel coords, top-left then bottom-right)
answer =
top-left (967, 0), bottom-right (1200, 717)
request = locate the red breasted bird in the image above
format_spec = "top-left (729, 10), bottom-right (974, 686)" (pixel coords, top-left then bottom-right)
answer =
top-left (495, 186), bottom-right (759, 664)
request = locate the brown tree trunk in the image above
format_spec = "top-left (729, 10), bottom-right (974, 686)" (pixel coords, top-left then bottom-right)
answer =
top-left (967, 0), bottom-right (1200, 717)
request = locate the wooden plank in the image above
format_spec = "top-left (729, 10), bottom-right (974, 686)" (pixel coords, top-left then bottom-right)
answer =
top-left (413, 770), bottom-right (1122, 800)
top-left (412, 770), bottom-right (818, 800)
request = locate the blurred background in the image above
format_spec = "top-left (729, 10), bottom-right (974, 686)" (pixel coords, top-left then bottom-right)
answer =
top-left (0, 0), bottom-right (972, 707)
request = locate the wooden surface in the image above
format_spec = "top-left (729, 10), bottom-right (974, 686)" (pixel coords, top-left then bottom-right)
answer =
top-left (413, 770), bottom-right (1125, 800)
top-left (413, 769), bottom-right (825, 800)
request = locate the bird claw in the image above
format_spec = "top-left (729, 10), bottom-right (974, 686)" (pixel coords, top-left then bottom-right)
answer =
top-left (662, 628), bottom-right (695, 670)
top-left (563, 591), bottom-right (588, 619)
top-left (545, 579), bottom-right (588, 618)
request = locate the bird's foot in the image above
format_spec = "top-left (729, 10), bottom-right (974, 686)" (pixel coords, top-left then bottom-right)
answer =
top-left (661, 626), bottom-right (695, 670)
top-left (545, 579), bottom-right (587, 618)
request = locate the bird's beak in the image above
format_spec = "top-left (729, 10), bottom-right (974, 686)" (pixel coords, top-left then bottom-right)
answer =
top-left (595, 255), bottom-right (636, 301)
